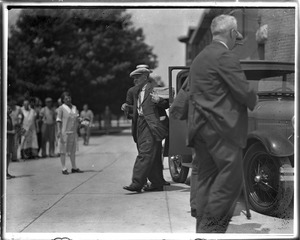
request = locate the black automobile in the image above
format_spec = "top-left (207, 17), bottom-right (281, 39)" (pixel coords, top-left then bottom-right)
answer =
top-left (166, 60), bottom-right (294, 216)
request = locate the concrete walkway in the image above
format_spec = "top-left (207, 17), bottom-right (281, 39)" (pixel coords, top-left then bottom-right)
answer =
top-left (3, 129), bottom-right (294, 239)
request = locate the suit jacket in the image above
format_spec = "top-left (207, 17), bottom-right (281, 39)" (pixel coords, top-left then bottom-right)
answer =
top-left (132, 80), bottom-right (169, 142)
top-left (125, 86), bottom-right (136, 114)
top-left (187, 41), bottom-right (257, 148)
top-left (125, 86), bottom-right (137, 141)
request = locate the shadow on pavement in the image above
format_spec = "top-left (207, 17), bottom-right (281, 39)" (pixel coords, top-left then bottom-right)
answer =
top-left (12, 174), bottom-right (35, 178)
top-left (113, 132), bottom-right (133, 138)
top-left (233, 196), bottom-right (294, 220)
top-left (14, 156), bottom-right (60, 162)
top-left (124, 191), bottom-right (143, 195)
top-left (81, 143), bottom-right (101, 147)
top-left (91, 127), bottom-right (131, 136)
top-left (232, 199), bottom-right (252, 219)
top-left (227, 222), bottom-right (270, 234)
top-left (81, 170), bottom-right (103, 173)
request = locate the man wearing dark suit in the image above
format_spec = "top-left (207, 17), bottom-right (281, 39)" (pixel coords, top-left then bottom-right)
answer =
top-left (187, 14), bottom-right (258, 233)
top-left (122, 65), bottom-right (171, 187)
top-left (123, 67), bottom-right (169, 192)
top-left (122, 65), bottom-right (150, 143)
top-left (122, 85), bottom-right (138, 141)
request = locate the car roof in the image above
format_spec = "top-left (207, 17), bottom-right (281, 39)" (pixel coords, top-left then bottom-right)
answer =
top-left (240, 60), bottom-right (294, 80)
top-left (171, 60), bottom-right (295, 84)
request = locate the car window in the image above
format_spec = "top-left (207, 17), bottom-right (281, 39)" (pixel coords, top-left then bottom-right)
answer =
top-left (249, 73), bottom-right (294, 95)
top-left (177, 76), bottom-right (188, 91)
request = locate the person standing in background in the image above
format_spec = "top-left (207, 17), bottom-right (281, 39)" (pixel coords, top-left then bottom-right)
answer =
top-left (34, 98), bottom-right (43, 157)
top-left (55, 98), bottom-right (63, 156)
top-left (40, 97), bottom-right (56, 158)
top-left (20, 98), bottom-right (39, 159)
top-left (7, 103), bottom-right (16, 179)
top-left (9, 100), bottom-right (23, 161)
top-left (56, 98), bottom-right (62, 110)
top-left (56, 92), bottom-right (83, 175)
top-left (103, 105), bottom-right (112, 134)
top-left (80, 104), bottom-right (94, 145)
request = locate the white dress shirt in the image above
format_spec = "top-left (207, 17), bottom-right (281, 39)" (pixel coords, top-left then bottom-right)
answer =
top-left (137, 84), bottom-right (147, 116)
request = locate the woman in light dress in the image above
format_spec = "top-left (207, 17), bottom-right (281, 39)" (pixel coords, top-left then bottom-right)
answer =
top-left (20, 99), bottom-right (39, 159)
top-left (56, 92), bottom-right (83, 175)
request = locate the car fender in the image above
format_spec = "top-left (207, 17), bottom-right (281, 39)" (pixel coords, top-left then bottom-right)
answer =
top-left (246, 130), bottom-right (294, 157)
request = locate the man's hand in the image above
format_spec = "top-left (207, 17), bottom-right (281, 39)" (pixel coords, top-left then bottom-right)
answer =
top-left (150, 93), bottom-right (161, 103)
top-left (121, 103), bottom-right (128, 111)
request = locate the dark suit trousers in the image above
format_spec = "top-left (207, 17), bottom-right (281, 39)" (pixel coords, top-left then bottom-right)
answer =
top-left (193, 121), bottom-right (243, 233)
top-left (190, 148), bottom-right (199, 215)
top-left (131, 116), bottom-right (164, 188)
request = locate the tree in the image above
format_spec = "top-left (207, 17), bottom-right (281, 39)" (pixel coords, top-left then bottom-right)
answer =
top-left (8, 8), bottom-right (157, 118)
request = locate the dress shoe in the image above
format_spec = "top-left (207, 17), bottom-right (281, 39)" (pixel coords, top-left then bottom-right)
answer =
top-left (163, 181), bottom-right (171, 186)
top-left (62, 170), bottom-right (69, 175)
top-left (143, 185), bottom-right (164, 192)
top-left (123, 185), bottom-right (142, 193)
top-left (71, 168), bottom-right (83, 173)
top-left (191, 208), bottom-right (197, 218)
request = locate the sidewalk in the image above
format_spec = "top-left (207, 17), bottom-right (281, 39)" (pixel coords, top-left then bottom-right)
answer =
top-left (4, 130), bottom-right (195, 238)
top-left (4, 129), bottom-right (294, 239)
top-left (90, 120), bottom-right (131, 136)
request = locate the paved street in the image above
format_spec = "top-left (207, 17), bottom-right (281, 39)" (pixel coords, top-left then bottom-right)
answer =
top-left (4, 129), bottom-right (294, 239)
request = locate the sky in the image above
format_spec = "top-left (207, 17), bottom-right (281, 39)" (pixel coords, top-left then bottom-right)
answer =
top-left (7, 8), bottom-right (204, 85)
top-left (128, 9), bottom-right (204, 84)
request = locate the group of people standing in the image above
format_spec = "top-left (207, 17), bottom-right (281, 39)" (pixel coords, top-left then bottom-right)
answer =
top-left (6, 93), bottom-right (95, 178)
top-left (7, 97), bottom-right (60, 162)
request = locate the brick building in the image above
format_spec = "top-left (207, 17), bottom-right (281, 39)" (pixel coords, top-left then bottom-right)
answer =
top-left (179, 8), bottom-right (296, 65)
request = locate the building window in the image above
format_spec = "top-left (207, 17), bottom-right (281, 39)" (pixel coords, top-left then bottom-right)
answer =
top-left (258, 44), bottom-right (265, 60)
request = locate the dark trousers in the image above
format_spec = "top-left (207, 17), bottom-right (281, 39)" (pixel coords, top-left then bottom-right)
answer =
top-left (41, 124), bottom-right (56, 156)
top-left (190, 149), bottom-right (199, 216)
top-left (37, 132), bottom-right (42, 154)
top-left (193, 121), bottom-right (243, 233)
top-left (131, 116), bottom-right (164, 189)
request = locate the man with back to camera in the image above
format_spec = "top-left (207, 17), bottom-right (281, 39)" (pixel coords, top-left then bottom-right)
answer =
top-left (123, 66), bottom-right (169, 192)
top-left (187, 14), bottom-right (258, 233)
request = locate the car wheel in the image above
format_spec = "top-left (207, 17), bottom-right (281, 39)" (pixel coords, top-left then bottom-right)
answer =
top-left (244, 142), bottom-right (294, 216)
top-left (168, 155), bottom-right (190, 183)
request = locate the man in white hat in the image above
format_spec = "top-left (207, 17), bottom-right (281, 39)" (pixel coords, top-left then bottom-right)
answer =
top-left (122, 64), bottom-right (170, 186)
top-left (121, 64), bottom-right (151, 121)
top-left (123, 66), bottom-right (169, 192)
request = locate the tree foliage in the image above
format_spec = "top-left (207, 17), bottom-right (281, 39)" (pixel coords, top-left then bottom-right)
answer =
top-left (8, 8), bottom-right (157, 116)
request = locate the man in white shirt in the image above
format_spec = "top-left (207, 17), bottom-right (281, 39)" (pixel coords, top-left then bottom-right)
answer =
top-left (123, 67), bottom-right (169, 193)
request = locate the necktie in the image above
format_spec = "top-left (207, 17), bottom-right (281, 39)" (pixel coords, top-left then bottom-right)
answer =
top-left (138, 85), bottom-right (146, 115)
